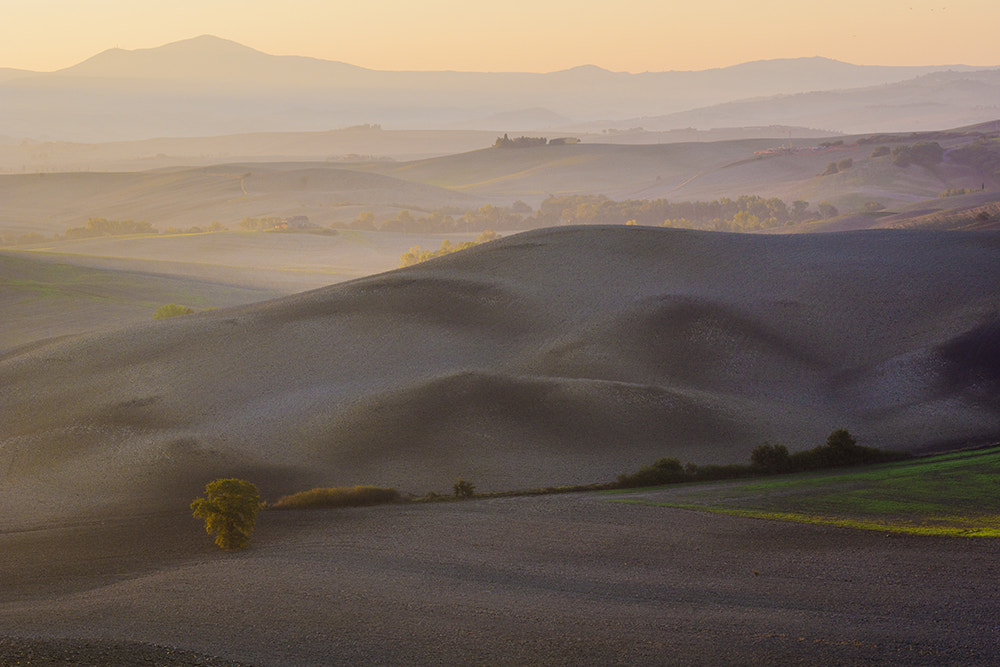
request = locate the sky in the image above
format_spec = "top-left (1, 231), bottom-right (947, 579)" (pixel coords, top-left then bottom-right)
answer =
top-left (2, 0), bottom-right (999, 73)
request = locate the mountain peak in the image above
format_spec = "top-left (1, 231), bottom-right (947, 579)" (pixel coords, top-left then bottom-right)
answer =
top-left (53, 35), bottom-right (361, 84)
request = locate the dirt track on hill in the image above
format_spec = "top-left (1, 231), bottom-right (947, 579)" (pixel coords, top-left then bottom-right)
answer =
top-left (2, 493), bottom-right (998, 666)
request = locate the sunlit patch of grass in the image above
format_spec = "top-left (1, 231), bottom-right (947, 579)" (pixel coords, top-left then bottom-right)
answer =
top-left (608, 446), bottom-right (1000, 537)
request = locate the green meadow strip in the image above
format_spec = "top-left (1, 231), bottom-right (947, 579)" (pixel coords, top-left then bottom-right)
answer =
top-left (607, 445), bottom-right (1000, 537)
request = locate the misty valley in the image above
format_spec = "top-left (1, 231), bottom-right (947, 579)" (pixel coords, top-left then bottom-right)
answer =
top-left (2, 35), bottom-right (1000, 666)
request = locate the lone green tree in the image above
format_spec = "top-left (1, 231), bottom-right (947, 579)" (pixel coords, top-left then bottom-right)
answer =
top-left (191, 478), bottom-right (262, 550)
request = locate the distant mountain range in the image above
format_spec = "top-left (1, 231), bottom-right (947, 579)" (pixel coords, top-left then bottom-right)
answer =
top-left (1, 35), bottom-right (997, 141)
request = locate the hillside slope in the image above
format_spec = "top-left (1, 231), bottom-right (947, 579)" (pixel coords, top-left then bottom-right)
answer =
top-left (0, 163), bottom-right (477, 234)
top-left (2, 227), bottom-right (998, 531)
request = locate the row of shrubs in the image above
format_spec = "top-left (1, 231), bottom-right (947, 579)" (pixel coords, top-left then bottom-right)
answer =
top-left (616, 429), bottom-right (909, 488)
top-left (195, 430), bottom-right (907, 549)
top-left (269, 485), bottom-right (401, 510)
top-left (232, 430), bottom-right (904, 517)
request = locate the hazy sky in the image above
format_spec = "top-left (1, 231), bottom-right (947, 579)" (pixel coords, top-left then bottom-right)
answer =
top-left (3, 0), bottom-right (998, 73)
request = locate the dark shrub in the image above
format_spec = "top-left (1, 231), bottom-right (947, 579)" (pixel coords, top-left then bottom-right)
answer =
top-left (453, 478), bottom-right (476, 499)
top-left (751, 443), bottom-right (791, 474)
top-left (617, 457), bottom-right (686, 488)
top-left (271, 485), bottom-right (400, 510)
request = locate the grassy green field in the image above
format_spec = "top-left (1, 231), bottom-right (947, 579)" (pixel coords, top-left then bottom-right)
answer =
top-left (607, 446), bottom-right (1000, 537)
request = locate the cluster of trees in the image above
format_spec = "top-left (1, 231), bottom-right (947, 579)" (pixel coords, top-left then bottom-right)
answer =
top-left (616, 429), bottom-right (909, 489)
top-left (948, 138), bottom-right (1000, 178)
top-left (821, 158), bottom-right (853, 175)
top-left (398, 230), bottom-right (500, 267)
top-left (163, 222), bottom-right (226, 234)
top-left (1, 231), bottom-right (47, 246)
top-left (889, 142), bottom-right (944, 168)
top-left (64, 217), bottom-right (156, 240)
top-left (351, 205), bottom-right (529, 234)
top-left (359, 194), bottom-right (841, 235)
top-left (532, 194), bottom-right (838, 230)
top-left (2, 218), bottom-right (234, 246)
top-left (238, 216), bottom-right (285, 231)
top-left (494, 134), bottom-right (548, 148)
top-left (868, 141), bottom-right (945, 168)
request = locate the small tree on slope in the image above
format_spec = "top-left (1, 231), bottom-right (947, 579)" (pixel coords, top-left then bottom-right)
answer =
top-left (191, 478), bottom-right (261, 550)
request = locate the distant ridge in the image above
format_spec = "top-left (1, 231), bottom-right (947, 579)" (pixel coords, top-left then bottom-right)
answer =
top-left (2, 36), bottom-right (996, 141)
top-left (56, 34), bottom-right (368, 84)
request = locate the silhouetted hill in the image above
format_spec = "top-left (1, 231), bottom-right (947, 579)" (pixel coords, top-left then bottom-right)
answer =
top-left (2, 36), bottom-right (993, 141)
top-left (631, 69), bottom-right (1000, 133)
top-left (57, 34), bottom-right (369, 85)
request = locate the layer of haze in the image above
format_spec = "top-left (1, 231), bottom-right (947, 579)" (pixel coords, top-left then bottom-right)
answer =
top-left (3, 0), bottom-right (998, 73)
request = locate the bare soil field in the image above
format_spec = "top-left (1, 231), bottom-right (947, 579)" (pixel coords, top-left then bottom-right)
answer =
top-left (2, 493), bottom-right (998, 665)
top-left (3, 226), bottom-right (999, 529)
top-left (3, 225), bottom-right (999, 665)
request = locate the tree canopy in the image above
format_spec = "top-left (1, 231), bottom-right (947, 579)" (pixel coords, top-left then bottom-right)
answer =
top-left (191, 478), bottom-right (262, 551)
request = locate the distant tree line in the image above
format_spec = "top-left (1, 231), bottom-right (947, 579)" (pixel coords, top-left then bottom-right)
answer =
top-left (531, 193), bottom-right (838, 230)
top-left (2, 218), bottom-right (231, 246)
top-left (352, 194), bottom-right (841, 235)
top-left (616, 429), bottom-right (910, 489)
top-left (64, 217), bottom-right (156, 240)
top-left (239, 216), bottom-right (285, 231)
top-left (398, 230), bottom-right (500, 267)
top-left (494, 134), bottom-right (548, 148)
top-left (948, 138), bottom-right (1000, 178)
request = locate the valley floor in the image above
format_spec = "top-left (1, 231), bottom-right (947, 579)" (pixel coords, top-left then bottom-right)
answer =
top-left (2, 492), bottom-right (998, 665)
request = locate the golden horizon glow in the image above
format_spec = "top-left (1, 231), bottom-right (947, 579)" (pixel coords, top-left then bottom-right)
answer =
top-left (2, 0), bottom-right (999, 74)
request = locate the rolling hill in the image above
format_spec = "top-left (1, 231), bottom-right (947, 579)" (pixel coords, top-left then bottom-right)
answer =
top-left (0, 250), bottom-right (285, 353)
top-left (0, 162), bottom-right (479, 234)
top-left (2, 226), bottom-right (998, 535)
top-left (365, 126), bottom-right (1000, 210)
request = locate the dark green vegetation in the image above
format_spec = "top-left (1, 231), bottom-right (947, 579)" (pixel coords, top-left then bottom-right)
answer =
top-left (888, 141), bottom-right (945, 168)
top-left (453, 478), bottom-right (476, 499)
top-left (190, 478), bottom-right (262, 550)
top-left (269, 485), bottom-right (401, 510)
top-left (269, 430), bottom-right (914, 518)
top-left (611, 445), bottom-right (1000, 536)
top-left (616, 429), bottom-right (908, 487)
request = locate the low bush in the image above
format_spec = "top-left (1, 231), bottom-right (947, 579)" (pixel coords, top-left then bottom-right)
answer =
top-left (270, 485), bottom-right (400, 510)
top-left (617, 457), bottom-right (687, 487)
top-left (152, 304), bottom-right (194, 319)
top-left (453, 478), bottom-right (476, 499)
